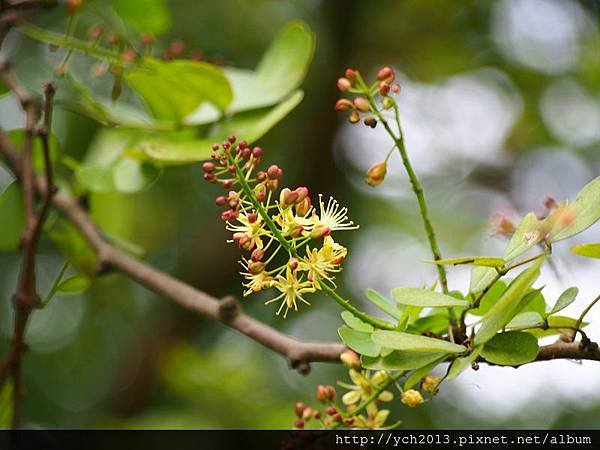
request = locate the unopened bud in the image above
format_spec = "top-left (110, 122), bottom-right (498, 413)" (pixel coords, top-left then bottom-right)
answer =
top-left (344, 68), bottom-right (357, 81)
top-left (348, 111), bottom-right (360, 124)
top-left (316, 385), bottom-right (328, 403)
top-left (289, 224), bottom-right (304, 238)
top-left (66, 0), bottom-right (82, 14)
top-left (248, 261), bottom-right (265, 274)
top-left (337, 77), bottom-right (352, 91)
top-left (340, 349), bottom-right (360, 369)
top-left (378, 390), bottom-right (394, 402)
top-left (251, 248), bottom-right (264, 262)
top-left (295, 187), bottom-right (309, 203)
top-left (247, 212), bottom-right (258, 223)
top-left (325, 406), bottom-right (337, 416)
top-left (378, 81), bottom-right (390, 95)
top-left (401, 389), bottom-right (424, 408)
top-left (335, 98), bottom-right (354, 112)
top-left (267, 179), bottom-right (279, 191)
top-left (88, 25), bottom-right (103, 40)
top-left (376, 66), bottom-right (395, 84)
top-left (294, 402), bottom-right (305, 418)
top-left (302, 407), bottom-right (313, 421)
top-left (215, 196), bottom-right (227, 206)
top-left (267, 165), bottom-right (282, 180)
top-left (421, 375), bottom-right (441, 393)
top-left (382, 97), bottom-right (395, 110)
top-left (294, 419), bottom-right (304, 429)
top-left (371, 370), bottom-right (389, 385)
top-left (202, 162), bottom-right (215, 172)
top-left (295, 197), bottom-right (312, 216)
top-left (366, 162), bottom-right (387, 187)
top-left (106, 31), bottom-right (121, 46)
top-left (280, 188), bottom-right (298, 207)
top-left (251, 146), bottom-right (263, 157)
top-left (391, 83), bottom-right (401, 94)
top-left (288, 258), bottom-right (299, 271)
top-left (203, 172), bottom-right (216, 183)
top-left (140, 33), bottom-right (153, 46)
top-left (169, 39), bottom-right (186, 56)
top-left (353, 97), bottom-right (370, 112)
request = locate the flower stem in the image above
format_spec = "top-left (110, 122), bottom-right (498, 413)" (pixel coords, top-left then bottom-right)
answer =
top-left (358, 75), bottom-right (449, 294)
top-left (345, 371), bottom-right (404, 418)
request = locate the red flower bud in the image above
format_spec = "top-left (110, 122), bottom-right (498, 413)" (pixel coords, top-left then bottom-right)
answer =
top-left (280, 188), bottom-right (298, 207)
top-left (334, 413), bottom-right (343, 423)
top-left (169, 39), bottom-right (186, 56)
top-left (222, 142), bottom-right (231, 150)
top-left (238, 140), bottom-right (248, 149)
top-left (257, 171), bottom-right (267, 182)
top-left (378, 81), bottom-right (390, 95)
top-left (294, 402), bottom-right (305, 418)
top-left (66, 0), bottom-right (82, 15)
top-left (325, 406), bottom-right (337, 416)
top-left (294, 420), bottom-right (304, 429)
top-left (334, 99), bottom-right (354, 112)
top-left (302, 407), bottom-right (313, 421)
top-left (344, 418), bottom-right (355, 426)
top-left (248, 261), bottom-right (265, 274)
top-left (88, 25), bottom-right (103, 40)
top-left (344, 68), bottom-right (357, 81)
top-left (215, 196), bottom-right (227, 206)
top-left (295, 197), bottom-right (312, 217)
top-left (211, 144), bottom-right (220, 151)
top-left (140, 33), bottom-right (153, 46)
top-left (391, 83), bottom-right (401, 94)
top-left (325, 385), bottom-right (336, 401)
top-left (336, 77), bottom-right (352, 91)
top-left (251, 248), bottom-right (264, 262)
top-left (203, 173), bottom-right (216, 183)
top-left (221, 179), bottom-right (233, 189)
top-left (227, 135), bottom-right (236, 143)
top-left (353, 97), bottom-right (370, 112)
top-left (295, 187), bottom-right (309, 203)
top-left (267, 179), bottom-right (279, 191)
top-left (313, 411), bottom-right (321, 419)
top-left (288, 258), bottom-right (299, 271)
top-left (247, 212), bottom-right (258, 223)
top-left (376, 66), bottom-right (395, 84)
top-left (106, 32), bottom-right (121, 46)
top-left (251, 146), bottom-right (263, 157)
top-left (316, 385), bottom-right (328, 403)
top-left (366, 161), bottom-right (387, 186)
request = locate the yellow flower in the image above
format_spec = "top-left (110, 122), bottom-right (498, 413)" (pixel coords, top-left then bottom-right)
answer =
top-left (241, 267), bottom-right (274, 296)
top-left (299, 236), bottom-right (347, 288)
top-left (226, 211), bottom-right (268, 249)
top-left (265, 268), bottom-right (315, 318)
top-left (311, 195), bottom-right (359, 234)
top-left (401, 389), bottom-right (424, 408)
top-left (273, 207), bottom-right (312, 237)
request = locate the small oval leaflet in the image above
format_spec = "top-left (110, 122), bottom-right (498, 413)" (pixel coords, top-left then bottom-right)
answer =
top-left (371, 330), bottom-right (466, 354)
top-left (391, 287), bottom-right (468, 308)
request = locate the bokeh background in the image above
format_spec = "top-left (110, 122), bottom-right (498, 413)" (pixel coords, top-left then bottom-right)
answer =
top-left (1, 0), bottom-right (600, 428)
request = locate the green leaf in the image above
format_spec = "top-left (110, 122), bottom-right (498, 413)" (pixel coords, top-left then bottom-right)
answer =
top-left (547, 177), bottom-right (600, 242)
top-left (56, 274), bottom-right (91, 294)
top-left (113, 0), bottom-right (171, 35)
top-left (371, 330), bottom-right (466, 354)
top-left (571, 243), bottom-right (600, 259)
top-left (76, 165), bottom-right (114, 192)
top-left (506, 311), bottom-right (545, 330)
top-left (340, 311), bottom-right (374, 333)
top-left (469, 266), bottom-right (499, 294)
top-left (503, 212), bottom-right (544, 261)
top-left (426, 256), bottom-right (504, 268)
top-left (480, 331), bottom-right (538, 366)
top-left (528, 316), bottom-right (587, 338)
top-left (469, 280), bottom-right (507, 316)
top-left (406, 314), bottom-right (450, 335)
top-left (446, 347), bottom-right (482, 381)
top-left (473, 259), bottom-right (543, 346)
top-left (365, 288), bottom-right (402, 320)
top-left (226, 21), bottom-right (315, 113)
top-left (517, 288), bottom-right (547, 317)
top-left (403, 356), bottom-right (446, 390)
top-left (46, 218), bottom-right (98, 277)
top-left (362, 351), bottom-right (447, 371)
top-left (0, 181), bottom-right (24, 251)
top-left (126, 58), bottom-right (233, 123)
top-left (338, 326), bottom-right (380, 357)
top-left (391, 287), bottom-right (469, 308)
top-left (549, 287), bottom-right (578, 315)
top-left (143, 90), bottom-right (303, 163)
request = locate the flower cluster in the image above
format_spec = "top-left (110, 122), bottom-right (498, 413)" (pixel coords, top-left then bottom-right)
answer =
top-left (334, 66), bottom-right (402, 187)
top-left (292, 350), bottom-right (444, 429)
top-left (203, 136), bottom-right (358, 317)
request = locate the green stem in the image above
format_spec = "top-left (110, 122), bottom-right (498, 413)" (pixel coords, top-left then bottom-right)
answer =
top-left (40, 261), bottom-right (69, 309)
top-left (357, 76), bottom-right (448, 294)
top-left (574, 293), bottom-right (600, 340)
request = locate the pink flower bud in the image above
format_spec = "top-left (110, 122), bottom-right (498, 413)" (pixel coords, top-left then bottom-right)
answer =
top-left (295, 187), bottom-right (309, 202)
top-left (247, 212), bottom-right (258, 223)
top-left (202, 162), bottom-right (215, 172)
top-left (353, 97), bottom-right (370, 112)
top-left (295, 197), bottom-right (312, 216)
top-left (302, 407), bottom-right (313, 421)
top-left (294, 419), bottom-right (304, 429)
top-left (227, 135), bottom-right (236, 143)
top-left (325, 406), bottom-right (337, 416)
top-left (88, 25), bottom-right (104, 40)
top-left (279, 188), bottom-right (298, 207)
top-left (238, 140), bottom-right (248, 149)
top-left (215, 196), bottom-right (227, 206)
top-left (336, 77), bottom-right (352, 91)
top-left (169, 39), bottom-right (186, 56)
top-left (139, 33), bottom-right (153, 46)
top-left (256, 171), bottom-right (267, 182)
top-left (267, 165), bottom-right (282, 180)
top-left (66, 0), bottom-right (82, 15)
top-left (391, 83), bottom-right (401, 94)
top-left (288, 258), bottom-right (299, 271)
top-left (376, 66), bottom-right (395, 84)
top-left (203, 173), bottom-right (216, 183)
top-left (334, 98), bottom-right (354, 112)
top-left (366, 161), bottom-right (387, 186)
top-left (248, 261), bottom-right (265, 274)
top-left (211, 144), bottom-right (220, 151)
top-left (251, 146), bottom-right (263, 157)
